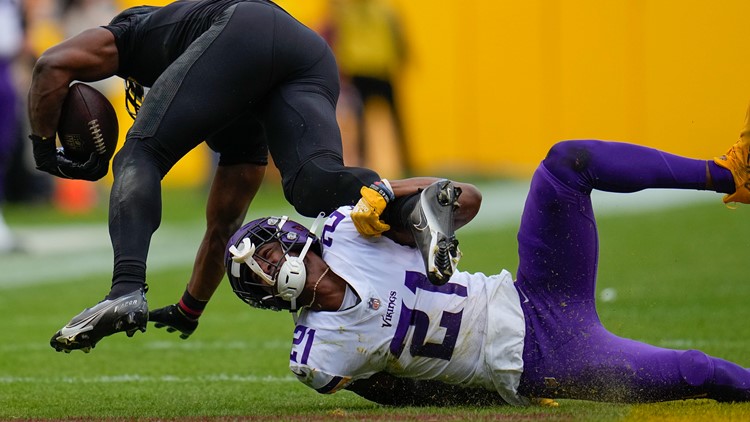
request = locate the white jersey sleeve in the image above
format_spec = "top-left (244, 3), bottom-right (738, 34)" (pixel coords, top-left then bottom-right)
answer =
top-left (288, 206), bottom-right (526, 404)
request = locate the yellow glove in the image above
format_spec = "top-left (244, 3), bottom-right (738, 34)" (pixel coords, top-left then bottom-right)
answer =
top-left (351, 185), bottom-right (391, 237)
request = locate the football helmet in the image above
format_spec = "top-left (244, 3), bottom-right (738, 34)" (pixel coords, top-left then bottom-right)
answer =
top-left (226, 215), bottom-right (322, 312)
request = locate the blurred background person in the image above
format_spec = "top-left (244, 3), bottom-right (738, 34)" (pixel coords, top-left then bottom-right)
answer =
top-left (323, 0), bottom-right (410, 175)
top-left (2, 0), bottom-right (119, 217)
top-left (61, 0), bottom-right (117, 38)
top-left (0, 0), bottom-right (28, 253)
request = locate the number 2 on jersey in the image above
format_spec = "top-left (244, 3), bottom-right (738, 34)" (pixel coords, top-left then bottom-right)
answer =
top-left (389, 271), bottom-right (466, 361)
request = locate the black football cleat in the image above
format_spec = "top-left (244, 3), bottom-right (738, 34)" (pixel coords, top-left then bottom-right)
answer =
top-left (50, 289), bottom-right (148, 353)
top-left (409, 180), bottom-right (462, 286)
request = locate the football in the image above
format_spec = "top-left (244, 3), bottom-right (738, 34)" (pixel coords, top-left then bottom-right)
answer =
top-left (57, 83), bottom-right (119, 162)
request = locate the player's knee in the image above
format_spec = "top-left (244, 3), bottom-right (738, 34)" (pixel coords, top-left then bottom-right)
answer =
top-left (112, 137), bottom-right (172, 178)
top-left (290, 194), bottom-right (322, 218)
top-left (111, 139), bottom-right (136, 176)
top-left (544, 141), bottom-right (594, 173)
top-left (678, 349), bottom-right (713, 387)
top-left (291, 156), bottom-right (379, 217)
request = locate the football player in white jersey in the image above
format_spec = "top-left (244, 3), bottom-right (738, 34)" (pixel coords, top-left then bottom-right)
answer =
top-left (226, 136), bottom-right (750, 405)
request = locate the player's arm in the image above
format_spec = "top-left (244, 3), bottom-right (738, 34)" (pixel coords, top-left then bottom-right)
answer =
top-left (28, 27), bottom-right (119, 138)
top-left (27, 28), bottom-right (119, 180)
top-left (149, 163), bottom-right (266, 338)
top-left (345, 372), bottom-right (505, 406)
top-left (188, 163), bottom-right (265, 299)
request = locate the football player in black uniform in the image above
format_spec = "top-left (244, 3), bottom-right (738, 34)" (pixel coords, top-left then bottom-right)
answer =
top-left (28, 0), bottom-right (460, 352)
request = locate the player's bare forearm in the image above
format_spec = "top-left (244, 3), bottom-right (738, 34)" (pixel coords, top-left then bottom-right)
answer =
top-left (28, 28), bottom-right (118, 137)
top-left (186, 163), bottom-right (265, 300)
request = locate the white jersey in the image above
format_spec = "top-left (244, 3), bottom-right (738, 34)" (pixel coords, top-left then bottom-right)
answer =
top-left (289, 207), bottom-right (527, 405)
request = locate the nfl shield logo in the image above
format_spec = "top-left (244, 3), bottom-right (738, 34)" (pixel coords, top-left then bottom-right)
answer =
top-left (368, 298), bottom-right (381, 310)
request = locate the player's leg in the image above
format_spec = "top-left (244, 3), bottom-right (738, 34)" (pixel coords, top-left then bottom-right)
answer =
top-left (544, 139), bottom-right (735, 194)
top-left (518, 139), bottom-right (735, 298)
top-left (520, 320), bottom-right (750, 402)
top-left (515, 139), bottom-right (737, 390)
top-left (258, 76), bottom-right (379, 216)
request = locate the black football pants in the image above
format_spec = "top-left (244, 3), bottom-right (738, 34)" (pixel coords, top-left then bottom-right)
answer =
top-left (109, 2), bottom-right (379, 286)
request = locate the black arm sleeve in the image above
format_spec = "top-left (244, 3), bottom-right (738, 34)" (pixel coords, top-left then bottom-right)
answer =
top-left (344, 372), bottom-right (507, 407)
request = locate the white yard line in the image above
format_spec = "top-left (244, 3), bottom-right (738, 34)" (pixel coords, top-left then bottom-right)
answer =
top-left (0, 374), bottom-right (297, 384)
top-left (0, 182), bottom-right (717, 289)
top-left (0, 223), bottom-right (204, 288)
top-left (0, 338), bottom-right (290, 352)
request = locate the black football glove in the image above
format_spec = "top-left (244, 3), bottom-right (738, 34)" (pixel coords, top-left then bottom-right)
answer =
top-left (149, 304), bottom-right (199, 339)
top-left (30, 134), bottom-right (109, 181)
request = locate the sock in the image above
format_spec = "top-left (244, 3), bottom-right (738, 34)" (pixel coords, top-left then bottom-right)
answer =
top-left (106, 281), bottom-right (143, 299)
top-left (107, 262), bottom-right (147, 299)
top-left (707, 161), bottom-right (736, 195)
top-left (381, 192), bottom-right (420, 230)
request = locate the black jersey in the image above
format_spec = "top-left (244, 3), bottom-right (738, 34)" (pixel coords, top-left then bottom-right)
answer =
top-left (103, 0), bottom-right (281, 87)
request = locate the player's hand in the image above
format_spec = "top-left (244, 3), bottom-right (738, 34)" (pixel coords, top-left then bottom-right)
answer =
top-left (55, 151), bottom-right (109, 181)
top-left (30, 134), bottom-right (62, 177)
top-left (149, 304), bottom-right (199, 340)
top-left (351, 186), bottom-right (390, 237)
top-left (30, 135), bottom-right (108, 181)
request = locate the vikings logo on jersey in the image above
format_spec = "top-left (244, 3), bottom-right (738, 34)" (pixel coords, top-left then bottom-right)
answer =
top-left (381, 291), bottom-right (398, 328)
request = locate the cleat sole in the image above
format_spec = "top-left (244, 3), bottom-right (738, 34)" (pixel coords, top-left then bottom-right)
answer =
top-left (410, 180), bottom-right (463, 286)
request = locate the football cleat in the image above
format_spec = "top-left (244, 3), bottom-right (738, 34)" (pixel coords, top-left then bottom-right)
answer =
top-left (50, 289), bottom-right (148, 353)
top-left (409, 180), bottom-right (462, 286)
top-left (715, 103), bottom-right (750, 205)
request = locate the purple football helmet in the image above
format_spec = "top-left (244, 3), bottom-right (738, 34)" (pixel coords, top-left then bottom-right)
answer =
top-left (225, 216), bottom-right (321, 311)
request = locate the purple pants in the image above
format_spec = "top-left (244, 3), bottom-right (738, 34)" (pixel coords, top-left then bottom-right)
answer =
top-left (515, 140), bottom-right (750, 402)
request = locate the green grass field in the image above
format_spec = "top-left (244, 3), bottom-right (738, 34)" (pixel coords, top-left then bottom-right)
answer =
top-left (2, 183), bottom-right (750, 421)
